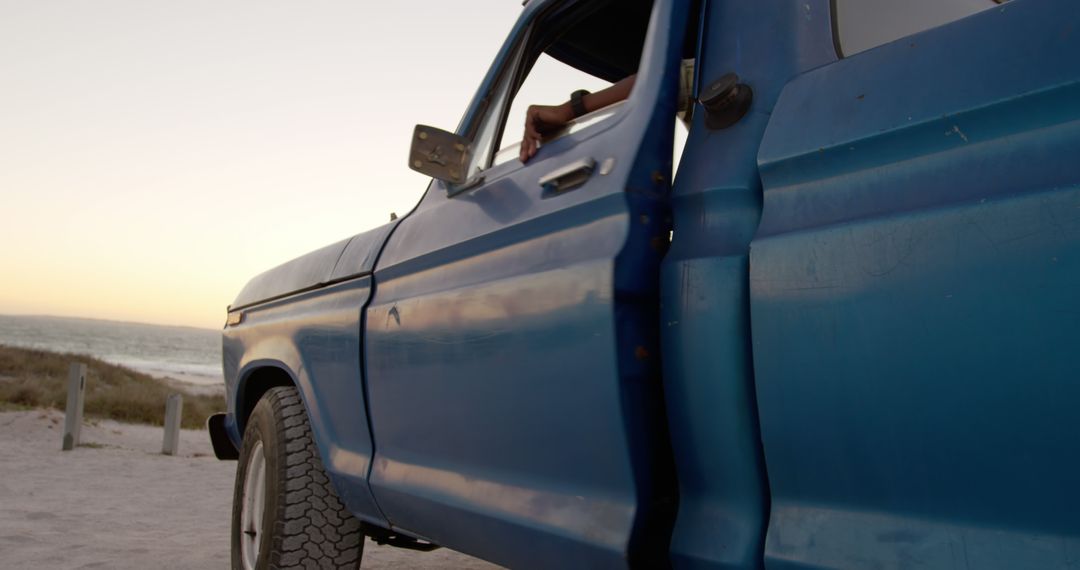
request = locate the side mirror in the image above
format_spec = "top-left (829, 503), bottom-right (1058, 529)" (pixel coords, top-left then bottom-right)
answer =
top-left (408, 125), bottom-right (471, 185)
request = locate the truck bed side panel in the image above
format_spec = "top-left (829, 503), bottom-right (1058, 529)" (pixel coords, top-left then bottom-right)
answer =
top-left (752, 2), bottom-right (1080, 567)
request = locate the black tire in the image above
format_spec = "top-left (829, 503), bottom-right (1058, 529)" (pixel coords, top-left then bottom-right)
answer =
top-left (231, 386), bottom-right (364, 569)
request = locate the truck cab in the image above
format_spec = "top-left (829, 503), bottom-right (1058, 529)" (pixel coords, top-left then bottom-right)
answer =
top-left (211, 0), bottom-right (1080, 568)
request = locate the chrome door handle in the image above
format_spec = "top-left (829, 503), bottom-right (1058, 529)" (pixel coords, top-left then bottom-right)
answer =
top-left (539, 157), bottom-right (595, 196)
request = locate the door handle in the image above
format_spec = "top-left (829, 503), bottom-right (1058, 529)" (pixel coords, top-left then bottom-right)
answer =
top-left (539, 157), bottom-right (595, 196)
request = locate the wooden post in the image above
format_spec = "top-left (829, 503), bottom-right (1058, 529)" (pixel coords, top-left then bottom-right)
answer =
top-left (62, 363), bottom-right (86, 451)
top-left (162, 393), bottom-right (183, 456)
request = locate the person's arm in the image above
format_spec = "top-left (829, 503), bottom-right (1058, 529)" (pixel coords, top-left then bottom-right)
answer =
top-left (520, 74), bottom-right (637, 162)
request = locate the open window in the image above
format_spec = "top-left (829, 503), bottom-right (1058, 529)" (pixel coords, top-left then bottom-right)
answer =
top-left (502, 2), bottom-right (657, 165)
top-left (471, 0), bottom-right (654, 175)
top-left (409, 0), bottom-right (661, 191)
top-left (491, 53), bottom-right (615, 168)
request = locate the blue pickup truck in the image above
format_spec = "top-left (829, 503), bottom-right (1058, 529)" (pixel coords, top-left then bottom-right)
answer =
top-left (208, 0), bottom-right (1080, 567)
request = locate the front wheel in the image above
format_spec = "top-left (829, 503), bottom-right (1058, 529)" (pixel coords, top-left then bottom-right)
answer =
top-left (231, 386), bottom-right (364, 569)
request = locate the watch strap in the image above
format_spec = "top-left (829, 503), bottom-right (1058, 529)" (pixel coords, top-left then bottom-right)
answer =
top-left (570, 89), bottom-right (590, 118)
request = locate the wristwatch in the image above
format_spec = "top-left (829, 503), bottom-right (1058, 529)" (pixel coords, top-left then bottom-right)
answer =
top-left (570, 89), bottom-right (590, 118)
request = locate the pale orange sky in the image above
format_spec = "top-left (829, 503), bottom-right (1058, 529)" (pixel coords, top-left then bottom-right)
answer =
top-left (0, 1), bottom-right (534, 329)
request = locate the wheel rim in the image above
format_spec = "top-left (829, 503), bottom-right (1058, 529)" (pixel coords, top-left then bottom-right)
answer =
top-left (240, 440), bottom-right (266, 570)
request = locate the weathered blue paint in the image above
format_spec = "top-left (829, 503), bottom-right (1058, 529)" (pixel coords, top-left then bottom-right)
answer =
top-left (752, 1), bottom-right (1080, 568)
top-left (224, 278), bottom-right (389, 526)
top-left (215, 0), bottom-right (1080, 567)
top-left (221, 221), bottom-right (399, 525)
top-left (360, 0), bottom-right (688, 566)
top-left (331, 222), bottom-right (399, 281)
top-left (660, 1), bottom-right (836, 568)
top-left (230, 237), bottom-right (352, 310)
top-left (230, 221), bottom-right (397, 310)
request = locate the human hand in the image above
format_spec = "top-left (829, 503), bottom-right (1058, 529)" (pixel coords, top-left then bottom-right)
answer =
top-left (520, 103), bottom-right (573, 163)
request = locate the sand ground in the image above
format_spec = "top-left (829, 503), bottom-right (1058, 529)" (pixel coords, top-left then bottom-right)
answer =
top-left (129, 364), bottom-right (225, 397)
top-left (0, 409), bottom-right (500, 569)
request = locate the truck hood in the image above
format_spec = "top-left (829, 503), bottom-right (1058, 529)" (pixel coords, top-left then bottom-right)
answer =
top-left (231, 221), bottom-right (398, 310)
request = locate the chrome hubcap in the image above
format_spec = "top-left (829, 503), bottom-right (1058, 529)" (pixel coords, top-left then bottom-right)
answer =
top-left (240, 441), bottom-right (266, 570)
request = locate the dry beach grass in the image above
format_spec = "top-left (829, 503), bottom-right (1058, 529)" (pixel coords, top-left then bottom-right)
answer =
top-left (0, 344), bottom-right (224, 428)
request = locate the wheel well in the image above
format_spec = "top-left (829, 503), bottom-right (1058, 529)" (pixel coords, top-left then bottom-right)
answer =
top-left (237, 367), bottom-right (295, 435)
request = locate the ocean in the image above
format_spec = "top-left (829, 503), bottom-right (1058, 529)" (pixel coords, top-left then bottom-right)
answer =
top-left (0, 314), bottom-right (222, 386)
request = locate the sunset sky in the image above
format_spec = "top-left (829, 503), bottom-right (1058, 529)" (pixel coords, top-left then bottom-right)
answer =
top-left (0, 1), bottom-right (544, 329)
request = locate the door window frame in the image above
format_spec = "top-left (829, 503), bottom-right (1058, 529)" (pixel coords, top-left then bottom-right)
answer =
top-left (447, 0), bottom-right (638, 196)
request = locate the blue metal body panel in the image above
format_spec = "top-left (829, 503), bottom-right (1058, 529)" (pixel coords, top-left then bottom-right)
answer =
top-left (361, 0), bottom-right (688, 566)
top-left (231, 222), bottom-right (396, 309)
top-left (231, 237), bottom-right (352, 309)
top-left (222, 221), bottom-right (400, 526)
top-left (217, 0), bottom-right (1080, 567)
top-left (660, 2), bottom-right (836, 568)
top-left (331, 222), bottom-right (399, 281)
top-left (751, 1), bottom-right (1080, 568)
top-left (223, 277), bottom-right (387, 525)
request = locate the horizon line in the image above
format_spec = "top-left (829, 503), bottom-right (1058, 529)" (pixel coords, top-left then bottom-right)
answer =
top-left (0, 312), bottom-right (221, 333)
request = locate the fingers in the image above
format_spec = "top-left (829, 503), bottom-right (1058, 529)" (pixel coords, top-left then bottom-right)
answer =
top-left (520, 136), bottom-right (533, 162)
top-left (521, 106), bottom-right (541, 163)
top-left (524, 106), bottom-right (542, 140)
top-left (520, 135), bottom-right (541, 163)
top-left (525, 120), bottom-right (541, 141)
top-left (520, 104), bottom-right (567, 162)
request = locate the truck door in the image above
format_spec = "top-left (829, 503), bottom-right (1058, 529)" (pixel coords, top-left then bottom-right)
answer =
top-left (752, 1), bottom-right (1080, 568)
top-left (363, 0), bottom-right (689, 567)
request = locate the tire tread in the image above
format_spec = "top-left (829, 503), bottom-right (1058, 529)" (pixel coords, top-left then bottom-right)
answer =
top-left (235, 386), bottom-right (363, 570)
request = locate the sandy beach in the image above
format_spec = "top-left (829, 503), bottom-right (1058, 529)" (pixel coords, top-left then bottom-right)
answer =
top-left (0, 409), bottom-right (499, 569)
top-left (156, 373), bottom-right (226, 397)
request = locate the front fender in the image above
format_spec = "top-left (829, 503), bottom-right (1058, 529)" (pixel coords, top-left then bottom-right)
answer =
top-left (223, 277), bottom-right (387, 527)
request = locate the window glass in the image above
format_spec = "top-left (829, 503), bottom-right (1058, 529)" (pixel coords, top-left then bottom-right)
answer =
top-left (459, 0), bottom-right (654, 178)
top-left (464, 51), bottom-right (521, 181)
top-left (499, 53), bottom-right (613, 160)
top-left (836, 0), bottom-right (1000, 56)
